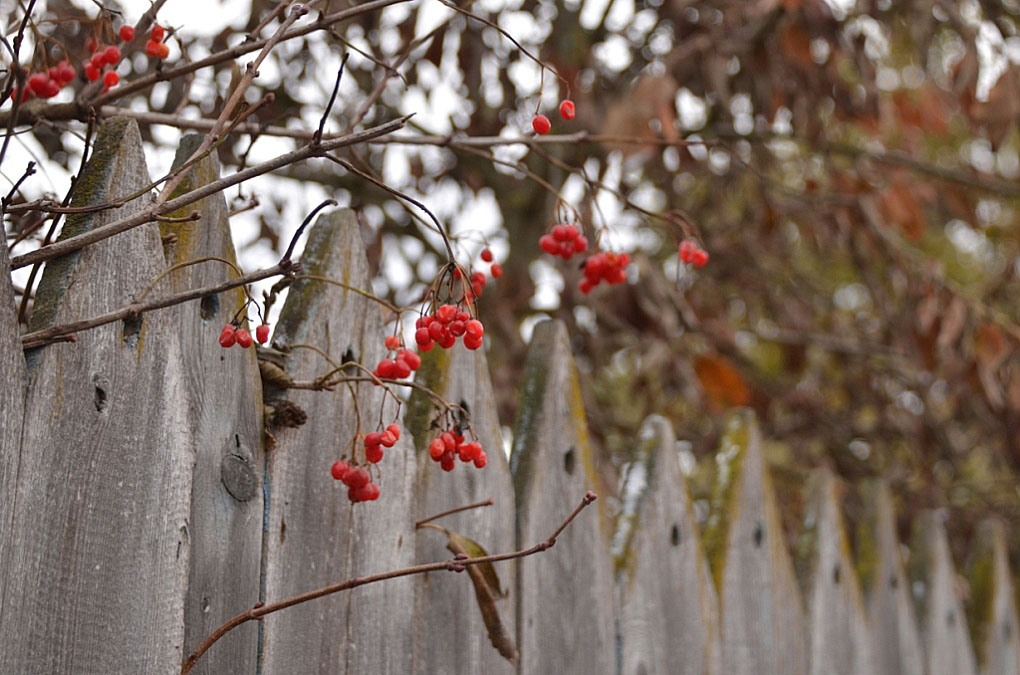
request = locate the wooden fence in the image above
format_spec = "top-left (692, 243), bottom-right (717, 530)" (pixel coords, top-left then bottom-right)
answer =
top-left (0, 117), bottom-right (1018, 674)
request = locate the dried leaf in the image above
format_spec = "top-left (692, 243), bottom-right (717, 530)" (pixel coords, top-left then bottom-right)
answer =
top-left (444, 529), bottom-right (518, 664)
top-left (259, 360), bottom-right (294, 388)
top-left (694, 354), bottom-right (750, 410)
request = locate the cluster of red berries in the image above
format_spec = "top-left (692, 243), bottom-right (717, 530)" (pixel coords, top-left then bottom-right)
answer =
top-left (532, 99), bottom-right (575, 135)
top-left (84, 43), bottom-right (122, 88)
top-left (678, 239), bottom-right (709, 268)
top-left (428, 429), bottom-right (487, 471)
top-left (330, 460), bottom-right (380, 502)
top-left (145, 24), bottom-right (171, 59)
top-left (363, 422), bottom-right (401, 464)
top-left (414, 305), bottom-right (484, 351)
top-left (11, 62), bottom-right (76, 102)
top-left (373, 336), bottom-right (422, 379)
top-left (579, 252), bottom-right (630, 294)
top-left (539, 224), bottom-right (588, 260)
top-left (219, 323), bottom-right (270, 348)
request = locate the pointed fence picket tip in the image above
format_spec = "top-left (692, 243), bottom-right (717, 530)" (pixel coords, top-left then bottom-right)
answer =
top-left (801, 468), bottom-right (875, 675)
top-left (702, 407), bottom-right (807, 675)
top-left (510, 319), bottom-right (616, 674)
top-left (616, 415), bottom-right (721, 675)
top-left (965, 519), bottom-right (1020, 675)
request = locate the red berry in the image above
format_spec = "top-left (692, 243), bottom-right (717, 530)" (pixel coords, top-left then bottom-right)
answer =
top-left (464, 335), bottom-right (483, 350)
top-left (691, 250), bottom-right (709, 268)
top-left (481, 248), bottom-right (493, 262)
top-left (330, 460), bottom-right (350, 480)
top-left (465, 319), bottom-right (484, 339)
top-left (344, 467), bottom-right (370, 488)
top-left (375, 359), bottom-right (396, 378)
top-left (255, 324), bottom-right (270, 343)
top-left (474, 452), bottom-right (487, 468)
top-left (532, 114), bottom-right (551, 134)
top-left (58, 63), bottom-right (75, 83)
top-left (91, 52), bottom-right (105, 69)
top-left (103, 45), bottom-right (121, 66)
top-left (27, 73), bottom-right (48, 95)
top-left (87, 38), bottom-right (97, 53)
top-left (357, 482), bottom-right (380, 501)
top-left (158, 43), bottom-right (170, 59)
top-left (385, 335), bottom-right (401, 350)
top-left (380, 431), bottom-right (397, 448)
top-left (364, 432), bottom-right (382, 447)
top-left (440, 456), bottom-right (456, 472)
top-left (235, 328), bottom-right (253, 348)
top-left (559, 99), bottom-right (576, 120)
top-left (574, 236), bottom-right (588, 253)
top-left (490, 263), bottom-right (503, 278)
top-left (365, 445), bottom-right (384, 463)
top-left (120, 25), bottom-right (135, 42)
top-left (540, 234), bottom-right (558, 254)
top-left (392, 358), bottom-right (412, 379)
top-left (429, 438), bottom-right (445, 460)
top-left (415, 327), bottom-right (432, 348)
top-left (386, 423), bottom-right (401, 440)
top-left (151, 24), bottom-right (165, 42)
top-left (436, 304), bottom-right (456, 323)
top-left (103, 71), bottom-right (119, 88)
top-left (40, 80), bottom-right (60, 99)
top-left (145, 39), bottom-right (161, 57)
top-left (218, 324), bottom-right (236, 348)
top-left (84, 64), bottom-right (100, 81)
top-left (397, 349), bottom-right (421, 370)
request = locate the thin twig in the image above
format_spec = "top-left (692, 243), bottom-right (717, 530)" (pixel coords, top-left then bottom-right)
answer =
top-left (415, 498), bottom-right (494, 528)
top-left (180, 491), bottom-right (597, 674)
top-left (313, 53), bottom-right (349, 146)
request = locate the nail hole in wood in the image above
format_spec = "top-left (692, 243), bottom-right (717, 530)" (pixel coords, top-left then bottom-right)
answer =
top-left (199, 294), bottom-right (219, 320)
top-left (563, 446), bottom-right (576, 475)
top-left (670, 524), bottom-right (681, 547)
top-left (122, 315), bottom-right (142, 347)
top-left (92, 373), bottom-right (109, 412)
top-left (946, 610), bottom-right (955, 626)
top-left (832, 563), bottom-right (841, 584)
top-left (890, 574), bottom-right (898, 589)
top-left (1004, 621), bottom-right (1012, 639)
top-left (753, 522), bottom-right (764, 548)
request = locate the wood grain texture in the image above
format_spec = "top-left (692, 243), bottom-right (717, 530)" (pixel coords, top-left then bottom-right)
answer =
top-left (912, 511), bottom-right (977, 675)
top-left (407, 342), bottom-right (516, 674)
top-left (968, 520), bottom-right (1020, 675)
top-left (0, 209), bottom-right (27, 627)
top-left (617, 415), bottom-right (720, 675)
top-left (162, 135), bottom-right (264, 675)
top-left (0, 118), bottom-right (192, 674)
top-left (702, 408), bottom-right (807, 675)
top-left (510, 319), bottom-right (616, 674)
top-left (804, 469), bottom-right (875, 675)
top-left (260, 209), bottom-right (416, 675)
top-left (859, 482), bottom-right (924, 675)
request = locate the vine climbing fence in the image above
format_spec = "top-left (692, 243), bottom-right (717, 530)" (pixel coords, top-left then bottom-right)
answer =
top-left (0, 118), bottom-right (1018, 675)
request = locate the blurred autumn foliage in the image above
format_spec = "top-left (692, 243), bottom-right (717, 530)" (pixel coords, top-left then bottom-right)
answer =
top-left (8, 0), bottom-right (1020, 566)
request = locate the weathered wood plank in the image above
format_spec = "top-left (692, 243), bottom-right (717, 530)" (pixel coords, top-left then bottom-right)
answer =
top-left (162, 135), bottom-right (264, 675)
top-left (803, 468), bottom-right (875, 675)
top-left (858, 481), bottom-right (924, 675)
top-left (702, 408), bottom-right (807, 675)
top-left (617, 415), bottom-right (721, 675)
top-left (406, 341), bottom-right (516, 674)
top-left (260, 209), bottom-right (416, 675)
top-left (510, 319), bottom-right (615, 674)
top-left (0, 118), bottom-right (192, 673)
top-left (911, 511), bottom-right (977, 675)
top-left (0, 208), bottom-right (27, 627)
top-left (968, 519), bottom-right (1020, 675)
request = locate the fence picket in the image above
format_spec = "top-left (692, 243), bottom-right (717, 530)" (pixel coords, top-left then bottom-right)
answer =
top-left (702, 408), bottom-right (807, 675)
top-left (617, 415), bottom-right (721, 675)
top-left (0, 118), bottom-right (192, 673)
top-left (161, 135), bottom-right (265, 675)
top-left (259, 209), bottom-right (416, 674)
top-left (804, 468), bottom-right (875, 675)
top-left (510, 319), bottom-right (616, 674)
top-left (968, 520), bottom-right (1020, 675)
top-left (0, 215), bottom-right (27, 626)
top-left (407, 342), bottom-right (517, 673)
top-left (912, 511), bottom-right (977, 675)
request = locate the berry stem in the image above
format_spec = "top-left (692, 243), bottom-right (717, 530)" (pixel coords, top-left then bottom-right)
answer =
top-left (414, 497), bottom-right (494, 528)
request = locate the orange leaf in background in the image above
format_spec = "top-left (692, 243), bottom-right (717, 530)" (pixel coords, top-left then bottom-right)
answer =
top-left (975, 322), bottom-right (1008, 371)
top-left (694, 354), bottom-right (750, 410)
top-left (779, 23), bottom-right (814, 70)
top-left (877, 182), bottom-right (925, 241)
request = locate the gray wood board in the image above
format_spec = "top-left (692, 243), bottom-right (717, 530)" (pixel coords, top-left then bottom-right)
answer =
top-left (0, 202), bottom-right (27, 626)
top-left (617, 415), bottom-right (721, 675)
top-left (162, 135), bottom-right (264, 675)
top-left (510, 319), bottom-right (616, 674)
top-left (859, 481), bottom-right (925, 675)
top-left (407, 341), bottom-right (517, 674)
top-left (259, 209), bottom-right (416, 674)
top-left (968, 520), bottom-right (1020, 675)
top-left (0, 118), bottom-right (192, 673)
top-left (912, 511), bottom-right (977, 675)
top-left (702, 409), bottom-right (807, 675)
top-left (804, 469), bottom-right (875, 675)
